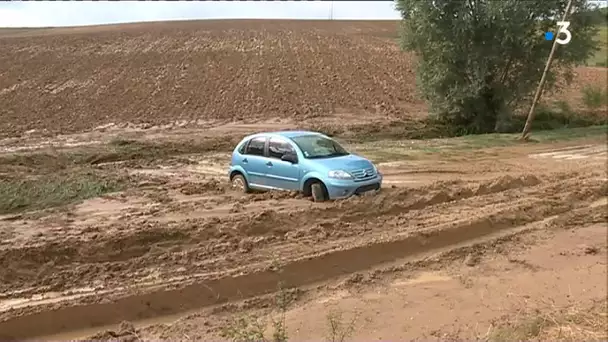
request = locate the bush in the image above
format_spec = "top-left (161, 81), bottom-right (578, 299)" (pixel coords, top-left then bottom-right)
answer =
top-left (581, 85), bottom-right (608, 110)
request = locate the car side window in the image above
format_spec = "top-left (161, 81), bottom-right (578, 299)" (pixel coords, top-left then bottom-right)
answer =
top-left (245, 137), bottom-right (266, 156)
top-left (268, 137), bottom-right (295, 160)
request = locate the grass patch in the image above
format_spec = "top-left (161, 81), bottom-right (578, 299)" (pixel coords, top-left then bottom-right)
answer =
top-left (325, 308), bottom-right (358, 342)
top-left (352, 125), bottom-right (607, 163)
top-left (459, 125), bottom-right (607, 147)
top-left (581, 85), bottom-right (608, 110)
top-left (0, 170), bottom-right (126, 215)
top-left (529, 125), bottom-right (607, 141)
top-left (221, 286), bottom-right (291, 342)
top-left (587, 24), bottom-right (607, 67)
top-left (504, 102), bottom-right (606, 132)
top-left (221, 285), bottom-right (357, 342)
top-left (487, 302), bottom-right (607, 342)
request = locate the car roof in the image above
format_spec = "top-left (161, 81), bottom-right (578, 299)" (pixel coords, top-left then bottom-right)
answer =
top-left (272, 130), bottom-right (321, 138)
top-left (244, 130), bottom-right (324, 140)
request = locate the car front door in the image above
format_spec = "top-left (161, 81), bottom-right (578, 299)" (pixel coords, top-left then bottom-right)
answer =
top-left (264, 137), bottom-right (301, 190)
top-left (241, 136), bottom-right (268, 188)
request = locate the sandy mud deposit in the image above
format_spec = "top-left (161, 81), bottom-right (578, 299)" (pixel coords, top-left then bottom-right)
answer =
top-left (0, 143), bottom-right (605, 340)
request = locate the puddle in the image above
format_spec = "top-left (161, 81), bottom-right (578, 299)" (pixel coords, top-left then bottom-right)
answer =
top-left (391, 272), bottom-right (452, 287)
top-left (589, 197), bottom-right (607, 208)
top-left (316, 290), bottom-right (350, 304)
top-left (0, 140), bottom-right (102, 153)
top-left (74, 197), bottom-right (147, 215)
top-left (382, 179), bottom-right (419, 184)
top-left (378, 161), bottom-right (408, 167)
top-left (187, 164), bottom-right (227, 176)
top-left (0, 287), bottom-right (98, 312)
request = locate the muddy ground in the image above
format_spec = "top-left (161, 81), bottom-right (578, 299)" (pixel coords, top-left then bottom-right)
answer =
top-left (0, 122), bottom-right (605, 341)
top-left (0, 19), bottom-right (607, 341)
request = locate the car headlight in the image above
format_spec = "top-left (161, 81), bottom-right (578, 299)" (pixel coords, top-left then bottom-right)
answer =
top-left (328, 170), bottom-right (353, 180)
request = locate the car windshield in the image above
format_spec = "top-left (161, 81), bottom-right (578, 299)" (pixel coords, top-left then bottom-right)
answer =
top-left (290, 135), bottom-right (349, 159)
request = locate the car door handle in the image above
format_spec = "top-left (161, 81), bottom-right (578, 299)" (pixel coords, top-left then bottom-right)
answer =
top-left (266, 161), bottom-right (273, 166)
top-left (242, 158), bottom-right (248, 164)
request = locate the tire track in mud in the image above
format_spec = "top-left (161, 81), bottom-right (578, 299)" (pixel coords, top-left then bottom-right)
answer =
top-left (529, 144), bottom-right (607, 161)
top-left (0, 172), bottom-right (605, 340)
top-left (0, 200), bottom-right (599, 340)
top-left (0, 174), bottom-right (542, 295)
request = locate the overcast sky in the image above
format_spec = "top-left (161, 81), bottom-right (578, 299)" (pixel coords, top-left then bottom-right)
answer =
top-left (0, 1), bottom-right (400, 28)
top-left (0, 1), bottom-right (606, 28)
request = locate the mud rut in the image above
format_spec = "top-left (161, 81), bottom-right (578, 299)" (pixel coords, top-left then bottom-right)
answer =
top-left (0, 165), bottom-right (605, 339)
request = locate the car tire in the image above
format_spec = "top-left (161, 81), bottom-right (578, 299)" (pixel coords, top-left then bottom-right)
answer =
top-left (311, 182), bottom-right (328, 202)
top-left (231, 174), bottom-right (250, 194)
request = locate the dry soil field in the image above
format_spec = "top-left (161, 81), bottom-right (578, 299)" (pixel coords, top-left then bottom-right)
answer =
top-left (0, 20), bottom-right (606, 138)
top-left (0, 20), bottom-right (606, 341)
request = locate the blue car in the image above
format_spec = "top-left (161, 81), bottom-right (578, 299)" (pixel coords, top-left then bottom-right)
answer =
top-left (228, 130), bottom-right (382, 202)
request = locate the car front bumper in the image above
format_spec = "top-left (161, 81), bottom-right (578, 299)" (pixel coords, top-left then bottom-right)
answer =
top-left (325, 174), bottom-right (383, 199)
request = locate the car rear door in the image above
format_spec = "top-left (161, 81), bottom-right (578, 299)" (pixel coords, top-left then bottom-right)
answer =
top-left (264, 137), bottom-right (301, 190)
top-left (241, 136), bottom-right (268, 188)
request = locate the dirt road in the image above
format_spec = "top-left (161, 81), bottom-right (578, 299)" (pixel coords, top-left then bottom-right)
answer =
top-left (0, 125), bottom-right (605, 340)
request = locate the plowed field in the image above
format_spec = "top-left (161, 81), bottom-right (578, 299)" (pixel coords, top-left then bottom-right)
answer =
top-left (0, 20), bottom-right (606, 341)
top-left (0, 20), bottom-right (606, 138)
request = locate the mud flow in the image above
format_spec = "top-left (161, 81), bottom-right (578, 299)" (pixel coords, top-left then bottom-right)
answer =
top-left (0, 136), bottom-right (606, 340)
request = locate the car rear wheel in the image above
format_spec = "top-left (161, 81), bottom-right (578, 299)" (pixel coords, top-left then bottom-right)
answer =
top-left (311, 182), bottom-right (328, 202)
top-left (231, 174), bottom-right (250, 194)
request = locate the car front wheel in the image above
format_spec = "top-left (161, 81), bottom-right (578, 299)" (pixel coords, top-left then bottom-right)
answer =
top-left (311, 182), bottom-right (328, 202)
top-left (231, 174), bottom-right (250, 194)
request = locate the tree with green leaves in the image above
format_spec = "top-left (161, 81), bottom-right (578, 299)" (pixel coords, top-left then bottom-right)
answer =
top-left (395, 0), bottom-right (599, 134)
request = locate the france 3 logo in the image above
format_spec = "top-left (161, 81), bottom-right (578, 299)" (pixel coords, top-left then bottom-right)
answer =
top-left (545, 21), bottom-right (572, 45)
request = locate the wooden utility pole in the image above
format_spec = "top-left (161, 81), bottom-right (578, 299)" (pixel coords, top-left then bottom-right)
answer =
top-left (520, 0), bottom-right (574, 140)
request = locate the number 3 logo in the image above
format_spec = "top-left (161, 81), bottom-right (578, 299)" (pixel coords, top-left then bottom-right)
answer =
top-left (556, 21), bottom-right (572, 45)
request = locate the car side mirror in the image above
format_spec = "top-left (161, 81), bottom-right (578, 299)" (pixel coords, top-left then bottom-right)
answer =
top-left (281, 153), bottom-right (297, 164)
